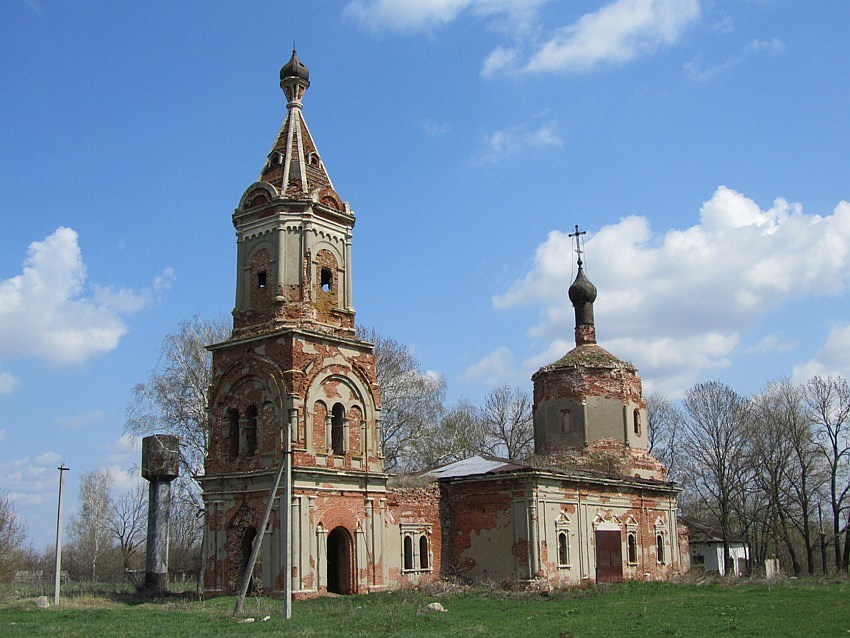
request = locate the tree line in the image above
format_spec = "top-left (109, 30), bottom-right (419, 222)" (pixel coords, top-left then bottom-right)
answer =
top-left (649, 377), bottom-right (850, 577)
top-left (2, 318), bottom-right (847, 583)
top-left (0, 470), bottom-right (202, 585)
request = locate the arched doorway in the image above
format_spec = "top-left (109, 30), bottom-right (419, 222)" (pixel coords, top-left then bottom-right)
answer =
top-left (327, 526), bottom-right (354, 594)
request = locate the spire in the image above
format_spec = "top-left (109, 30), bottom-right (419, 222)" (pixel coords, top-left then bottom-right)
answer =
top-left (260, 50), bottom-right (338, 201)
top-left (568, 225), bottom-right (597, 346)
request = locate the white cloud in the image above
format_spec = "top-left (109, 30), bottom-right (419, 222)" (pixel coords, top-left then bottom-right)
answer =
top-left (53, 410), bottom-right (107, 430)
top-left (494, 187), bottom-right (850, 396)
top-left (476, 121), bottom-right (563, 164)
top-left (0, 227), bottom-right (171, 367)
top-left (0, 455), bottom-right (61, 506)
top-left (35, 451), bottom-right (61, 465)
top-left (344, 0), bottom-right (547, 34)
top-left (517, 0), bottom-right (700, 75)
top-left (103, 464), bottom-right (143, 492)
top-left (102, 433), bottom-right (142, 466)
top-left (424, 120), bottom-right (450, 137)
top-left (685, 36), bottom-right (784, 81)
top-left (747, 334), bottom-right (797, 354)
top-left (462, 345), bottom-right (526, 387)
top-left (481, 46), bottom-right (519, 76)
top-left (792, 324), bottom-right (850, 384)
top-left (0, 370), bottom-right (18, 395)
top-left (346, 1), bottom-right (697, 77)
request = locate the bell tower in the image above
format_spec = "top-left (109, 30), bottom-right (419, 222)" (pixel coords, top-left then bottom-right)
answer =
top-left (232, 49), bottom-right (355, 339)
top-left (205, 49), bottom-right (383, 477)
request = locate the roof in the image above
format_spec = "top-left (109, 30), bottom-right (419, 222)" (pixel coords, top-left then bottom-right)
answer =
top-left (423, 455), bottom-right (678, 493)
top-left (259, 54), bottom-right (338, 201)
top-left (535, 343), bottom-right (635, 372)
top-left (422, 455), bottom-right (526, 479)
top-left (680, 516), bottom-right (746, 545)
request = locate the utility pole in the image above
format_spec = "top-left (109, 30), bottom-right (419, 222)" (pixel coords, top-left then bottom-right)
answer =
top-left (53, 464), bottom-right (69, 606)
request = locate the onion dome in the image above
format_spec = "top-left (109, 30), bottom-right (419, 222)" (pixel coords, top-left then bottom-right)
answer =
top-left (280, 49), bottom-right (309, 82)
top-left (568, 265), bottom-right (597, 308)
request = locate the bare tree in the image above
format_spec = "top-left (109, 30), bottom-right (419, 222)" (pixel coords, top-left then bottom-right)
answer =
top-left (417, 399), bottom-right (487, 468)
top-left (805, 375), bottom-right (850, 572)
top-left (0, 491), bottom-right (26, 580)
top-left (108, 482), bottom-right (147, 571)
top-left (646, 392), bottom-right (684, 480)
top-left (357, 326), bottom-right (445, 472)
top-left (749, 384), bottom-right (803, 575)
top-left (681, 381), bottom-right (750, 574)
top-left (168, 479), bottom-right (204, 580)
top-left (67, 470), bottom-right (114, 582)
top-left (480, 384), bottom-right (534, 460)
top-left (126, 317), bottom-right (230, 482)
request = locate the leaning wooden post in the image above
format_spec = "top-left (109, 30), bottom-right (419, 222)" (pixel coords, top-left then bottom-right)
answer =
top-left (233, 424), bottom-right (292, 618)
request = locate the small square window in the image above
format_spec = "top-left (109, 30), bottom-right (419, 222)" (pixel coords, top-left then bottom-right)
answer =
top-left (257, 271), bottom-right (267, 288)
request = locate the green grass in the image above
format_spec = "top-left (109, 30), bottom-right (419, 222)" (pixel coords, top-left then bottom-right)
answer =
top-left (1, 579), bottom-right (848, 637)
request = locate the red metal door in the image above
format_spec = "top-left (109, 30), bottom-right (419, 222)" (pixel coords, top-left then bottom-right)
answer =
top-left (595, 530), bottom-right (623, 583)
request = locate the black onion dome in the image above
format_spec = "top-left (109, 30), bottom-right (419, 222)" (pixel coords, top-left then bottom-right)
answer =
top-left (280, 49), bottom-right (309, 82)
top-left (568, 266), bottom-right (597, 305)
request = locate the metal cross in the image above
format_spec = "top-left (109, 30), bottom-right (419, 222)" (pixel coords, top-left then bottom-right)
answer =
top-left (568, 224), bottom-right (587, 267)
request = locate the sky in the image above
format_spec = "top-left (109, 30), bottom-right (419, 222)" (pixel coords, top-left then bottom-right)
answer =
top-left (1, 0), bottom-right (849, 548)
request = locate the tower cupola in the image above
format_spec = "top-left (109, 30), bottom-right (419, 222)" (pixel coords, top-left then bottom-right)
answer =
top-left (567, 225), bottom-right (597, 346)
top-left (531, 225), bottom-right (648, 455)
top-left (280, 48), bottom-right (310, 105)
top-left (230, 53), bottom-right (356, 338)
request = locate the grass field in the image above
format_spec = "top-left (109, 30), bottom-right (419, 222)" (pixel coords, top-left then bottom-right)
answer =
top-left (1, 579), bottom-right (848, 637)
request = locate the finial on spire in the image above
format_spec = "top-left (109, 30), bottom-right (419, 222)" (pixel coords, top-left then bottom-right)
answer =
top-left (568, 224), bottom-right (587, 268)
top-left (280, 48), bottom-right (310, 106)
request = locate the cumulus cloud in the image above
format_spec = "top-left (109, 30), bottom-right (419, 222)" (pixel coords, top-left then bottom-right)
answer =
top-left (344, 0), bottom-right (547, 34)
top-left (476, 121), bottom-right (563, 164)
top-left (102, 433), bottom-right (142, 466)
top-left (0, 227), bottom-right (173, 370)
top-left (792, 324), bottom-right (850, 384)
top-left (0, 451), bottom-right (67, 506)
top-left (35, 451), bottom-right (61, 465)
top-left (461, 345), bottom-right (527, 387)
top-left (493, 187), bottom-right (850, 396)
top-left (0, 370), bottom-right (18, 395)
top-left (53, 410), bottom-right (107, 430)
top-left (346, 1), bottom-right (698, 77)
top-left (486, 0), bottom-right (701, 76)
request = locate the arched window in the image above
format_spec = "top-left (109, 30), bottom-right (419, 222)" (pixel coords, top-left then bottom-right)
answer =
top-left (633, 409), bottom-right (641, 435)
top-left (403, 535), bottom-right (413, 571)
top-left (419, 535), bottom-right (429, 569)
top-left (245, 405), bottom-right (258, 456)
top-left (627, 532), bottom-right (637, 564)
top-left (331, 403), bottom-right (345, 455)
top-left (558, 531), bottom-right (569, 567)
top-left (227, 408), bottom-right (240, 459)
top-left (656, 534), bottom-right (665, 564)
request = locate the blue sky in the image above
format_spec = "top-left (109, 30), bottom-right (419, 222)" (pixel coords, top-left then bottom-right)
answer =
top-left (2, 1), bottom-right (849, 548)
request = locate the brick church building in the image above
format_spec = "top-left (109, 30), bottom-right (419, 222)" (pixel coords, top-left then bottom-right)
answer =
top-left (200, 52), bottom-right (687, 597)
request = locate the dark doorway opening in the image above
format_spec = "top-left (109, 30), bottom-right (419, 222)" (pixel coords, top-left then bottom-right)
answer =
top-left (595, 529), bottom-right (623, 583)
top-left (327, 526), bottom-right (354, 594)
top-left (236, 525), bottom-right (258, 593)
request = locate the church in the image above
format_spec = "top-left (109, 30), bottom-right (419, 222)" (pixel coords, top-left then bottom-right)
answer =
top-left (199, 52), bottom-right (688, 597)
